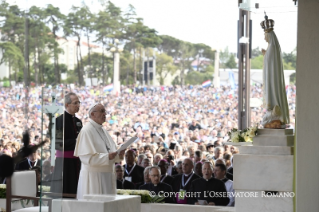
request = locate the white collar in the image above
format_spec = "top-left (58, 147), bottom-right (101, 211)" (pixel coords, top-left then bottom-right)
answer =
top-left (204, 176), bottom-right (213, 181)
top-left (89, 118), bottom-right (102, 128)
top-left (184, 171), bottom-right (194, 177)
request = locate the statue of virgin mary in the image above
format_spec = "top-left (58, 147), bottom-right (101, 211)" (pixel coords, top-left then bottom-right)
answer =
top-left (261, 14), bottom-right (290, 128)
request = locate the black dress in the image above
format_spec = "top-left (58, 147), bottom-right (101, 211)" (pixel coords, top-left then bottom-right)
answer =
top-left (116, 179), bottom-right (135, 190)
top-left (50, 111), bottom-right (82, 195)
top-left (123, 164), bottom-right (145, 185)
top-left (188, 177), bottom-right (230, 206)
top-left (171, 173), bottom-right (200, 204)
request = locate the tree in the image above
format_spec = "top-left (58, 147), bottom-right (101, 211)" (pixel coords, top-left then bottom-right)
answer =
top-left (251, 47), bottom-right (261, 58)
top-left (156, 52), bottom-right (177, 85)
top-left (44, 4), bottom-right (66, 84)
top-left (28, 6), bottom-right (55, 85)
top-left (82, 52), bottom-right (112, 83)
top-left (174, 41), bottom-right (195, 86)
top-left (95, 1), bottom-right (125, 85)
top-left (282, 48), bottom-right (296, 69)
top-left (64, 7), bottom-right (85, 86)
top-left (251, 55), bottom-right (263, 69)
top-left (225, 54), bottom-right (237, 69)
top-left (185, 71), bottom-right (212, 85)
top-left (124, 18), bottom-right (161, 84)
top-left (0, 42), bottom-right (24, 85)
top-left (193, 43), bottom-right (215, 71)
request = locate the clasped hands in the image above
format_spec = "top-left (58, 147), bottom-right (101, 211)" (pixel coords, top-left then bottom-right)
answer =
top-left (108, 149), bottom-right (126, 160)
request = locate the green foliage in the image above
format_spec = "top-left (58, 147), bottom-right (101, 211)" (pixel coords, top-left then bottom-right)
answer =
top-left (219, 47), bottom-right (237, 70)
top-left (150, 195), bottom-right (165, 203)
top-left (0, 187), bottom-right (6, 198)
top-left (156, 52), bottom-right (177, 85)
top-left (251, 47), bottom-right (262, 58)
top-left (225, 54), bottom-right (237, 69)
top-left (282, 48), bottom-right (296, 69)
top-left (251, 55), bottom-right (264, 69)
top-left (203, 64), bottom-right (214, 73)
top-left (185, 71), bottom-right (212, 85)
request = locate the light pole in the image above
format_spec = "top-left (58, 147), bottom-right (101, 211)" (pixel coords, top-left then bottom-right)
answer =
top-left (110, 39), bottom-right (123, 95)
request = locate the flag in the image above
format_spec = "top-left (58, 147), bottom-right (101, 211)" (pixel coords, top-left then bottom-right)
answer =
top-left (228, 71), bottom-right (236, 90)
top-left (202, 80), bottom-right (212, 88)
top-left (103, 84), bottom-right (113, 92)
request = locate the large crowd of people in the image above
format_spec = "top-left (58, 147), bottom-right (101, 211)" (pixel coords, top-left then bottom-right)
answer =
top-left (0, 83), bottom-right (296, 205)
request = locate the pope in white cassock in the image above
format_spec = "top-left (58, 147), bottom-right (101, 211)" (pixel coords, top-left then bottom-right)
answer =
top-left (74, 103), bottom-right (125, 199)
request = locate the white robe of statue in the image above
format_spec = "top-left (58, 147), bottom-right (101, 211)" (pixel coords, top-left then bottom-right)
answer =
top-left (74, 118), bottom-right (122, 199)
top-left (262, 31), bottom-right (290, 126)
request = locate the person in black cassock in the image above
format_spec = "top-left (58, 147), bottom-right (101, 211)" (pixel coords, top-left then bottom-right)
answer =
top-left (116, 164), bottom-right (135, 189)
top-left (123, 150), bottom-right (145, 185)
top-left (51, 92), bottom-right (83, 195)
top-left (140, 166), bottom-right (175, 203)
top-left (171, 158), bottom-right (200, 204)
top-left (189, 161), bottom-right (229, 206)
top-left (158, 159), bottom-right (174, 186)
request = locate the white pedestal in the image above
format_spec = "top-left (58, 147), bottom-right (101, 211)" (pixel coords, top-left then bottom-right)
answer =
top-left (53, 195), bottom-right (140, 212)
top-left (234, 129), bottom-right (295, 212)
top-left (141, 203), bottom-right (235, 212)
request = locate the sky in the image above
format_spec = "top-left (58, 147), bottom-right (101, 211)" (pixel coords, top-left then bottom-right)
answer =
top-left (9, 0), bottom-right (298, 53)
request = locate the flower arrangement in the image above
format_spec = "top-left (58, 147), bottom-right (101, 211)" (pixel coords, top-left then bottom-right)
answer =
top-left (227, 125), bottom-right (258, 142)
top-left (0, 185), bottom-right (51, 198)
top-left (0, 184), bottom-right (5, 198)
top-left (117, 189), bottom-right (165, 203)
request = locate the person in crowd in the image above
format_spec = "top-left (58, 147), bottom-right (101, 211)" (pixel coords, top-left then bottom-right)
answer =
top-left (224, 153), bottom-right (232, 169)
top-left (214, 163), bottom-right (235, 206)
top-left (51, 92), bottom-right (83, 195)
top-left (124, 149), bottom-right (145, 185)
top-left (213, 147), bottom-right (224, 161)
top-left (171, 158), bottom-right (200, 204)
top-left (141, 158), bottom-right (152, 168)
top-left (158, 159), bottom-right (174, 186)
top-left (153, 153), bottom-right (163, 165)
top-left (194, 150), bottom-right (203, 163)
top-left (15, 149), bottom-right (40, 170)
top-left (189, 161), bottom-right (229, 206)
top-left (194, 161), bottom-right (203, 177)
top-left (140, 166), bottom-right (175, 203)
top-left (215, 159), bottom-right (233, 181)
top-left (174, 160), bottom-right (183, 175)
top-left (145, 152), bottom-right (154, 165)
top-left (137, 154), bottom-right (146, 166)
top-left (206, 143), bottom-right (214, 155)
top-left (115, 164), bottom-right (135, 190)
top-left (189, 120), bottom-right (202, 131)
top-left (136, 166), bottom-right (151, 189)
top-left (74, 103), bottom-right (125, 199)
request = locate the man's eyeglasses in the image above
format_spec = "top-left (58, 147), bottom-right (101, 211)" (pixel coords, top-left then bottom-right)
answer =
top-left (71, 101), bottom-right (81, 105)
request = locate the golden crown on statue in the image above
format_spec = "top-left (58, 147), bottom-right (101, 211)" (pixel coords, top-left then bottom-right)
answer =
top-left (260, 12), bottom-right (274, 32)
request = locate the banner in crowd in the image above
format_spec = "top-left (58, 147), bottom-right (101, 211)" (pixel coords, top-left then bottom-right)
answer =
top-left (103, 84), bottom-right (114, 92)
top-left (202, 80), bottom-right (212, 88)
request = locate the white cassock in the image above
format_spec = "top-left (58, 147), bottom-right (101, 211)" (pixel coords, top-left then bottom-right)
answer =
top-left (74, 118), bottom-right (122, 199)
